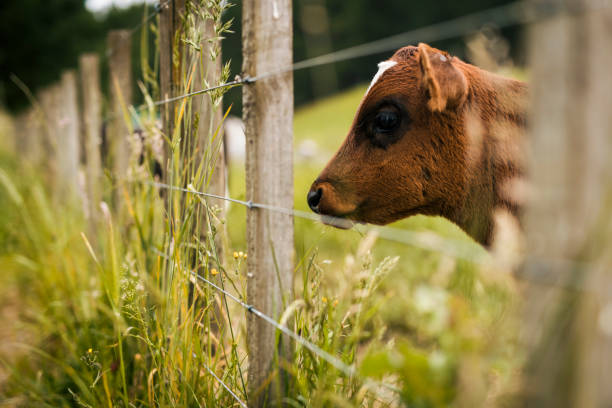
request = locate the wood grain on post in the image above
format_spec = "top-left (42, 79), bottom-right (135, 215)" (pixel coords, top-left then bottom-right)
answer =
top-left (521, 0), bottom-right (612, 406)
top-left (243, 0), bottom-right (294, 404)
top-left (79, 54), bottom-right (103, 223)
top-left (107, 30), bottom-right (133, 205)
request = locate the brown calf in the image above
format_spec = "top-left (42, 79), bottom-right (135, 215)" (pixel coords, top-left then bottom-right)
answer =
top-left (307, 43), bottom-right (527, 247)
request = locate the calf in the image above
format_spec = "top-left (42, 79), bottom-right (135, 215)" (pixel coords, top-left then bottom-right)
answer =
top-left (307, 43), bottom-right (527, 247)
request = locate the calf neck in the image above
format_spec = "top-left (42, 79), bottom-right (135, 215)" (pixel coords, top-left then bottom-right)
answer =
top-left (307, 43), bottom-right (528, 247)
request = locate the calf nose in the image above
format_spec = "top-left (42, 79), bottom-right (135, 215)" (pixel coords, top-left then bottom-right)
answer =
top-left (307, 187), bottom-right (323, 213)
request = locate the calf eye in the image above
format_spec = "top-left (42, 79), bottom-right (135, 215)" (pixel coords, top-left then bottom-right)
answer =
top-left (374, 111), bottom-right (399, 133)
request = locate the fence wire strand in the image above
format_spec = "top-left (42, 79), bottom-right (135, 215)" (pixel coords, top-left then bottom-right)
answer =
top-left (190, 272), bottom-right (403, 399)
top-left (145, 180), bottom-right (486, 263)
top-left (105, 0), bottom-right (594, 126)
top-left (199, 358), bottom-right (248, 408)
top-left (143, 179), bottom-right (604, 296)
top-left (129, 0), bottom-right (572, 110)
top-left (191, 273), bottom-right (356, 377)
top-left (155, 239), bottom-right (401, 398)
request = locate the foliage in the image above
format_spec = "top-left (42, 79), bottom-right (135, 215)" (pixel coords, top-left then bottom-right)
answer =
top-left (1, 0), bottom-right (521, 114)
top-left (0, 1), bottom-right (155, 112)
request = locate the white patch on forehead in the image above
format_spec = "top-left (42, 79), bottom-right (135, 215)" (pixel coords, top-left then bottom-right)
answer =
top-left (366, 60), bottom-right (397, 95)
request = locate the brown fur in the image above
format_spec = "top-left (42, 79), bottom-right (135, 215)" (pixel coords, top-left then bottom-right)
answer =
top-left (308, 43), bottom-right (528, 247)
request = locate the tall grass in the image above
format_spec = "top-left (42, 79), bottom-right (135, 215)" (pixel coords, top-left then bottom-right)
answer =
top-left (0, 1), bottom-right (523, 407)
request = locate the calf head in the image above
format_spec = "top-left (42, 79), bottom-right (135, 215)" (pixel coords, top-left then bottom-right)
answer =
top-left (307, 43), bottom-right (526, 246)
top-left (308, 44), bottom-right (471, 227)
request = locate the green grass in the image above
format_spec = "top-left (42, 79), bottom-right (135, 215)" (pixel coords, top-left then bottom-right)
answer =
top-left (0, 4), bottom-right (523, 406)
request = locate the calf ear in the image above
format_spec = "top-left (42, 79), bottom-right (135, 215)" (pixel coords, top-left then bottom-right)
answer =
top-left (417, 43), bottom-right (468, 112)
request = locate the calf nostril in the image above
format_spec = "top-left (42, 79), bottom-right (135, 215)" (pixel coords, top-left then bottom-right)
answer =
top-left (307, 188), bottom-right (323, 212)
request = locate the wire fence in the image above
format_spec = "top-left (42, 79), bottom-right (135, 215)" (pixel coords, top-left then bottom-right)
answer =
top-left (200, 358), bottom-right (248, 408)
top-left (151, 243), bottom-right (401, 404)
top-left (143, 180), bottom-right (602, 297)
top-left (120, 0), bottom-right (579, 113)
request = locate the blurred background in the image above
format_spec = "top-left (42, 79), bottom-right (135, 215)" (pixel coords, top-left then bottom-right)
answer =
top-left (3, 0), bottom-right (611, 406)
top-left (0, 0), bottom-right (522, 114)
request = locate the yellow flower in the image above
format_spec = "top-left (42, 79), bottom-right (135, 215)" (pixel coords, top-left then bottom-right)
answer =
top-left (243, 253), bottom-right (248, 260)
top-left (333, 299), bottom-right (339, 307)
top-left (211, 268), bottom-right (219, 276)
top-left (233, 251), bottom-right (239, 259)
top-left (322, 297), bottom-right (328, 304)
top-left (88, 348), bottom-right (93, 353)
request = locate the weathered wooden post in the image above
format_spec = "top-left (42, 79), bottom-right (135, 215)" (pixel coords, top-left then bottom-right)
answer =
top-left (38, 85), bottom-right (59, 184)
top-left (190, 10), bottom-right (227, 260)
top-left (57, 70), bottom-right (81, 201)
top-left (520, 0), bottom-right (612, 406)
top-left (107, 30), bottom-right (133, 207)
top-left (1, 111), bottom-right (17, 155)
top-left (10, 112), bottom-right (25, 157)
top-left (243, 0), bottom-right (294, 404)
top-left (159, 0), bottom-right (185, 178)
top-left (79, 54), bottom-right (103, 224)
top-left (16, 107), bottom-right (39, 165)
top-left (27, 107), bottom-right (44, 168)
top-left (194, 17), bottom-right (225, 212)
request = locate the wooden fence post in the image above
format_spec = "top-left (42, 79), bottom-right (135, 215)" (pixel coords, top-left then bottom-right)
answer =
top-left (107, 30), bottom-right (133, 207)
top-left (159, 0), bottom-right (185, 179)
top-left (520, 0), bottom-right (612, 406)
top-left (79, 54), bottom-right (103, 224)
top-left (57, 70), bottom-right (81, 201)
top-left (1, 111), bottom-right (16, 155)
top-left (27, 107), bottom-right (43, 168)
top-left (38, 85), bottom-right (59, 185)
top-left (10, 112), bottom-right (25, 157)
top-left (243, 0), bottom-right (294, 404)
top-left (192, 13), bottom-right (226, 253)
top-left (13, 110), bottom-right (37, 161)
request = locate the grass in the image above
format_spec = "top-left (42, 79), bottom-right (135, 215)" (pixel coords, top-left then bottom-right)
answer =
top-left (0, 2), bottom-right (523, 407)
